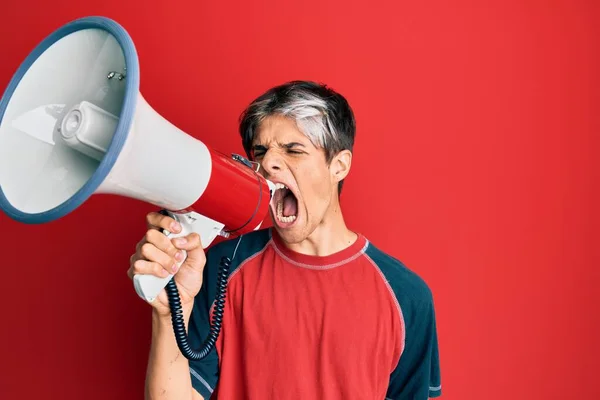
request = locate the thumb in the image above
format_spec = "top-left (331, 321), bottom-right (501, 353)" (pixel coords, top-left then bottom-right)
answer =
top-left (171, 233), bottom-right (206, 271)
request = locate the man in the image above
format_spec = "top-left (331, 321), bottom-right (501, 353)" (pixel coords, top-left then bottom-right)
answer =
top-left (128, 81), bottom-right (442, 399)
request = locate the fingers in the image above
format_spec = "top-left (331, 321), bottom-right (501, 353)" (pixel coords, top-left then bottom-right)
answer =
top-left (140, 242), bottom-right (181, 275)
top-left (127, 231), bottom-right (189, 280)
top-left (128, 212), bottom-right (205, 283)
top-left (172, 233), bottom-right (204, 271)
top-left (180, 233), bottom-right (207, 272)
top-left (171, 232), bottom-right (202, 251)
top-left (129, 259), bottom-right (171, 279)
top-left (145, 229), bottom-right (183, 260)
top-left (127, 242), bottom-right (179, 280)
top-left (146, 211), bottom-right (182, 233)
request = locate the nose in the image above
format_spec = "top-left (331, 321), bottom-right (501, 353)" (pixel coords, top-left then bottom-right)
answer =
top-left (260, 150), bottom-right (284, 176)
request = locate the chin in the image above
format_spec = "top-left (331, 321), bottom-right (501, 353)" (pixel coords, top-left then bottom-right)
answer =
top-left (268, 210), bottom-right (309, 244)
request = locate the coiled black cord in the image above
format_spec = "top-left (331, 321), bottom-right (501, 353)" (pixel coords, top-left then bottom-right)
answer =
top-left (165, 255), bottom-right (231, 360)
top-left (158, 150), bottom-right (260, 361)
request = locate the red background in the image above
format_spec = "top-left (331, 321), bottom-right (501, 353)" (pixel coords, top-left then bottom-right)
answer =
top-left (0, 1), bottom-right (598, 399)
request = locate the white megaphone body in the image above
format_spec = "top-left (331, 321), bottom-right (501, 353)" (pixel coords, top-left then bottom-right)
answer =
top-left (0, 16), bottom-right (277, 307)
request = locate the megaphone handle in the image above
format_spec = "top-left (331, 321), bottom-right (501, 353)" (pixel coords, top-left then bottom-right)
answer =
top-left (133, 209), bottom-right (225, 303)
top-left (133, 209), bottom-right (232, 362)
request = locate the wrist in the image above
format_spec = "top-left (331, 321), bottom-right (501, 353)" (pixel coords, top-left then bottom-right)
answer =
top-left (151, 301), bottom-right (194, 324)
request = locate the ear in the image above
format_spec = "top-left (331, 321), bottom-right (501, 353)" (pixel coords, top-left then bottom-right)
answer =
top-left (330, 150), bottom-right (352, 184)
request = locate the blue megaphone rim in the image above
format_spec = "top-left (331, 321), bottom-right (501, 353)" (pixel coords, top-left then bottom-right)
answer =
top-left (0, 16), bottom-right (140, 224)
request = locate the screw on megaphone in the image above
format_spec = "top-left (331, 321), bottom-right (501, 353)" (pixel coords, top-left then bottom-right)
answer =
top-left (107, 70), bottom-right (126, 80)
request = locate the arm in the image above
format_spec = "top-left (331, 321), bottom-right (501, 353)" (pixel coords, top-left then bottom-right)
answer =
top-left (386, 290), bottom-right (442, 400)
top-left (129, 212), bottom-right (218, 399)
top-left (145, 306), bottom-right (204, 400)
top-left (144, 245), bottom-right (224, 400)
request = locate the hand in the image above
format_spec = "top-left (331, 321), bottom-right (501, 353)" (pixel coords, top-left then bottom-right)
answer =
top-left (127, 211), bottom-right (206, 316)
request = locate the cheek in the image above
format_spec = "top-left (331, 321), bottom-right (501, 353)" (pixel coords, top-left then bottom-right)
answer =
top-left (295, 165), bottom-right (332, 206)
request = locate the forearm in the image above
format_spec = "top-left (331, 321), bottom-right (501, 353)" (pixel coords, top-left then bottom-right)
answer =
top-left (145, 307), bottom-right (201, 400)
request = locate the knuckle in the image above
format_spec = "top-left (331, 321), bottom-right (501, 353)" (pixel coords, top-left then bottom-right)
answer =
top-left (164, 250), bottom-right (176, 261)
top-left (165, 243), bottom-right (178, 257)
top-left (185, 233), bottom-right (201, 247)
top-left (132, 260), bottom-right (144, 273)
top-left (164, 253), bottom-right (177, 268)
top-left (153, 262), bottom-right (166, 275)
top-left (152, 263), bottom-right (166, 276)
top-left (140, 243), bottom-right (154, 257)
top-left (144, 229), bottom-right (158, 242)
top-left (148, 229), bottom-right (174, 253)
top-left (146, 212), bottom-right (156, 223)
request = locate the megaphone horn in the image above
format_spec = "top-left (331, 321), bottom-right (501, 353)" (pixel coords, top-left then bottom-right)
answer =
top-left (0, 16), bottom-right (276, 360)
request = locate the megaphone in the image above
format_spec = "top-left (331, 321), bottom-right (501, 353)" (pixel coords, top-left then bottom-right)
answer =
top-left (0, 16), bottom-right (276, 360)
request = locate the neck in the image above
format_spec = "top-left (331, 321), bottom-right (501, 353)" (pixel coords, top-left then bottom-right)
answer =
top-left (280, 200), bottom-right (358, 257)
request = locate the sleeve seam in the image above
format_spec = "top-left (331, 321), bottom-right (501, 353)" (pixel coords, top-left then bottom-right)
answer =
top-left (189, 367), bottom-right (215, 397)
top-left (362, 252), bottom-right (406, 369)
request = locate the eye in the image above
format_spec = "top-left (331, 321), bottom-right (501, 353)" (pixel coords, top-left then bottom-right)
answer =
top-left (287, 150), bottom-right (303, 155)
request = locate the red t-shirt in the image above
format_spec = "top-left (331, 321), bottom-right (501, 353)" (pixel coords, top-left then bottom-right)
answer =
top-left (187, 228), bottom-right (441, 399)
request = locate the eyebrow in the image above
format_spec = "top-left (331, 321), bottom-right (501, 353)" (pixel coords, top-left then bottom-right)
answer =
top-left (252, 142), bottom-right (306, 152)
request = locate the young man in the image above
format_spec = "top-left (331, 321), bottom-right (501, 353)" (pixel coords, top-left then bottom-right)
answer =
top-left (128, 81), bottom-right (442, 399)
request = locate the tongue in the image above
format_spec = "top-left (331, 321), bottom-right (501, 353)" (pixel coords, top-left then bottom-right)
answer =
top-left (283, 193), bottom-right (297, 216)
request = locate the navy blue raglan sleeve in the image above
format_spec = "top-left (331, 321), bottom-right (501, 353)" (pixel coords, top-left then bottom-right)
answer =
top-left (185, 244), bottom-right (225, 399)
top-left (386, 288), bottom-right (442, 399)
top-left (367, 246), bottom-right (442, 399)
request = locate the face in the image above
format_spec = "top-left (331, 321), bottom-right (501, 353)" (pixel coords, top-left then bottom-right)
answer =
top-left (250, 115), bottom-right (350, 244)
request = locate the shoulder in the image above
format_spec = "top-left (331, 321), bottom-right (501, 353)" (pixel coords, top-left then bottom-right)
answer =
top-left (197, 228), bottom-right (272, 304)
top-left (205, 228), bottom-right (272, 269)
top-left (366, 241), bottom-right (443, 399)
top-left (363, 240), bottom-right (434, 309)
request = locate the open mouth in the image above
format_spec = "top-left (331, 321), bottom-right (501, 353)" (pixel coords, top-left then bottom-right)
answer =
top-left (271, 182), bottom-right (298, 225)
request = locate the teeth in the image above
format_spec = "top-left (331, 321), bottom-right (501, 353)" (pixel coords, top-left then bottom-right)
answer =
top-left (273, 182), bottom-right (296, 224)
top-left (276, 199), bottom-right (297, 224)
